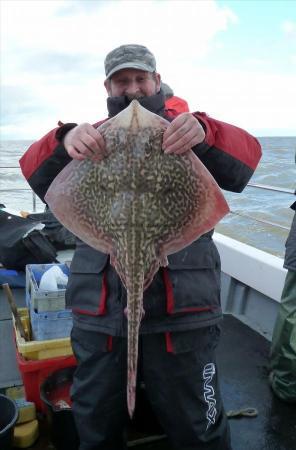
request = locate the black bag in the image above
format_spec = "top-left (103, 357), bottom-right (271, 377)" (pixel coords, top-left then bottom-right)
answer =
top-left (0, 210), bottom-right (58, 271)
top-left (27, 209), bottom-right (76, 250)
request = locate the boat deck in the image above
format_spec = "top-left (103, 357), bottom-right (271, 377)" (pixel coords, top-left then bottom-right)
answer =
top-left (0, 287), bottom-right (295, 450)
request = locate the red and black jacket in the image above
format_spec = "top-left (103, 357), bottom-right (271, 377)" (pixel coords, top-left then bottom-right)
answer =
top-left (19, 91), bottom-right (262, 339)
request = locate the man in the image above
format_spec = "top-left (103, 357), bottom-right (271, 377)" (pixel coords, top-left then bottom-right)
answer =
top-left (20, 44), bottom-right (262, 450)
top-left (269, 156), bottom-right (296, 402)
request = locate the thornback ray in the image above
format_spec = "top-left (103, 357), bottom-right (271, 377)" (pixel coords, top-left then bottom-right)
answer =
top-left (45, 99), bottom-right (230, 417)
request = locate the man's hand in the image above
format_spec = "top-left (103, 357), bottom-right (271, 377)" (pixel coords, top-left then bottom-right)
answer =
top-left (64, 123), bottom-right (106, 162)
top-left (162, 113), bottom-right (205, 154)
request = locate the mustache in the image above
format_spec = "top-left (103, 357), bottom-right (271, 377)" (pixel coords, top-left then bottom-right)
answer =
top-left (125, 93), bottom-right (145, 101)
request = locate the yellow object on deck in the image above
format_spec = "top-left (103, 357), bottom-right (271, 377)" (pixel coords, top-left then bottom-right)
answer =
top-left (14, 308), bottom-right (73, 360)
top-left (16, 399), bottom-right (36, 424)
top-left (13, 419), bottom-right (39, 448)
top-left (20, 211), bottom-right (30, 218)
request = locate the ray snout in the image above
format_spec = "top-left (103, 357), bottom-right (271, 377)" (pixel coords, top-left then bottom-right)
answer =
top-left (112, 99), bottom-right (168, 130)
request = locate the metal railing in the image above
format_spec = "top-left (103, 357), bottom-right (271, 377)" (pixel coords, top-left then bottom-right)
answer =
top-left (0, 166), bottom-right (295, 222)
top-left (247, 182), bottom-right (295, 195)
top-left (0, 188), bottom-right (38, 212)
top-left (0, 166), bottom-right (38, 211)
top-left (230, 182), bottom-right (294, 230)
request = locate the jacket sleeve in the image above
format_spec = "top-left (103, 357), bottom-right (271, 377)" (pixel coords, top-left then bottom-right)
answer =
top-left (191, 112), bottom-right (262, 192)
top-left (19, 126), bottom-right (74, 202)
top-left (19, 121), bottom-right (104, 203)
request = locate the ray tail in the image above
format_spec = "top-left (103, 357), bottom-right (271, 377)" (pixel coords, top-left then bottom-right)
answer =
top-left (126, 265), bottom-right (144, 418)
top-left (121, 225), bottom-right (146, 418)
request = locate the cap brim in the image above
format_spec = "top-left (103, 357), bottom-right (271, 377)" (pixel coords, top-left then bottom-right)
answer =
top-left (106, 62), bottom-right (154, 79)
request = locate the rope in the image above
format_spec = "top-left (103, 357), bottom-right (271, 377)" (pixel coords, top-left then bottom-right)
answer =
top-left (227, 407), bottom-right (258, 418)
top-left (128, 435), bottom-right (167, 447)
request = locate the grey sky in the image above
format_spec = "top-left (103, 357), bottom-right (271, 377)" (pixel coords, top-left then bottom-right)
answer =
top-left (1, 0), bottom-right (295, 139)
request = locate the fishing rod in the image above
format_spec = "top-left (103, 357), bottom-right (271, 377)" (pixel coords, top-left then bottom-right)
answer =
top-left (247, 182), bottom-right (295, 195)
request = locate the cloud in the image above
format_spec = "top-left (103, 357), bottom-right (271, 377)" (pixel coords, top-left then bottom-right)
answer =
top-left (56, 0), bottom-right (107, 15)
top-left (2, 0), bottom-right (238, 75)
top-left (1, 1), bottom-right (295, 138)
top-left (1, 0), bottom-right (239, 139)
top-left (1, 85), bottom-right (52, 124)
top-left (281, 20), bottom-right (296, 37)
top-left (20, 51), bottom-right (101, 77)
top-left (177, 67), bottom-right (296, 135)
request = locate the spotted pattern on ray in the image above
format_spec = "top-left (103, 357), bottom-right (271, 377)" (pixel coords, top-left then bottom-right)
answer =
top-left (68, 127), bottom-right (210, 277)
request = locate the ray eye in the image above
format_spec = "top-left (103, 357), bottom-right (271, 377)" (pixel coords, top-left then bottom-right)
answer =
top-left (145, 143), bottom-right (153, 157)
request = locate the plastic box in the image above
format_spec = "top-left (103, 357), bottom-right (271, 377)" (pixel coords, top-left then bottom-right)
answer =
top-left (26, 263), bottom-right (73, 341)
top-left (26, 263), bottom-right (70, 312)
top-left (14, 308), bottom-right (73, 360)
top-left (15, 349), bottom-right (76, 412)
top-left (29, 304), bottom-right (73, 341)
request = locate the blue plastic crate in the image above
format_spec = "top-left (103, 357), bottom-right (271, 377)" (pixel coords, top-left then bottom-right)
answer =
top-left (26, 263), bottom-right (73, 341)
top-left (29, 303), bottom-right (73, 341)
top-left (26, 263), bottom-right (70, 312)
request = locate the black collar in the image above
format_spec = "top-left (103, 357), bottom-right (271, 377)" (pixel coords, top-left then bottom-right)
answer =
top-left (107, 90), bottom-right (166, 118)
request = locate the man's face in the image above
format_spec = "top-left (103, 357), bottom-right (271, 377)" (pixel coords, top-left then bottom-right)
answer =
top-left (104, 68), bottom-right (161, 99)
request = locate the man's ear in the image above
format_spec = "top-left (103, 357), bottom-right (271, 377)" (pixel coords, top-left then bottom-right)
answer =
top-left (155, 73), bottom-right (161, 93)
top-left (104, 79), bottom-right (111, 96)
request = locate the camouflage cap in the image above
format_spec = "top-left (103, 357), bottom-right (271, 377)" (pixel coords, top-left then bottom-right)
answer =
top-left (104, 44), bottom-right (156, 79)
